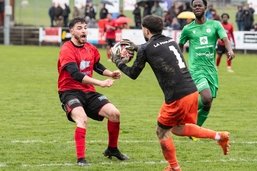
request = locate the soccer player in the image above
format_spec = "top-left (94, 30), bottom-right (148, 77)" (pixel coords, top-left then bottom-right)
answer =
top-left (216, 13), bottom-right (236, 73)
top-left (111, 15), bottom-right (230, 171)
top-left (179, 0), bottom-right (235, 127)
top-left (57, 17), bottom-right (128, 166)
top-left (105, 13), bottom-right (117, 61)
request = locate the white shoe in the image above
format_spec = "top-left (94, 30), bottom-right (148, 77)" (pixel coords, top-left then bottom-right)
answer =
top-left (227, 67), bottom-right (234, 73)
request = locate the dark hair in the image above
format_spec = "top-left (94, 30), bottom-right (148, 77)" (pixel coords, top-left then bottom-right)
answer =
top-left (142, 15), bottom-right (163, 34)
top-left (191, 0), bottom-right (207, 7)
top-left (69, 17), bottom-right (87, 29)
top-left (221, 13), bottom-right (230, 19)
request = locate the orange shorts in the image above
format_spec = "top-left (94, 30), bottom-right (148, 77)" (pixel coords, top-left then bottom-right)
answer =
top-left (157, 92), bottom-right (198, 128)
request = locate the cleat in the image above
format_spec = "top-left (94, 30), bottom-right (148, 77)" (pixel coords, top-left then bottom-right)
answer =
top-left (163, 165), bottom-right (181, 171)
top-left (189, 136), bottom-right (199, 141)
top-left (77, 158), bottom-right (90, 166)
top-left (103, 147), bottom-right (129, 160)
top-left (217, 131), bottom-right (230, 155)
top-left (227, 67), bottom-right (234, 73)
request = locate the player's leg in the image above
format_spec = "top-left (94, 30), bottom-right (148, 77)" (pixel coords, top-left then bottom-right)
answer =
top-left (99, 102), bottom-right (129, 160)
top-left (60, 91), bottom-right (89, 166)
top-left (226, 54), bottom-right (234, 72)
top-left (196, 78), bottom-right (213, 126)
top-left (171, 92), bottom-right (230, 155)
top-left (157, 126), bottom-right (181, 171)
top-left (216, 45), bottom-right (223, 67)
top-left (106, 39), bottom-right (115, 61)
top-left (70, 107), bottom-right (89, 166)
top-left (172, 124), bottom-right (230, 155)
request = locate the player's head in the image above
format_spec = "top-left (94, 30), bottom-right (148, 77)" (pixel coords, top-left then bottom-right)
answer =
top-left (141, 15), bottom-right (163, 42)
top-left (191, 0), bottom-right (207, 19)
top-left (221, 13), bottom-right (229, 23)
top-left (69, 17), bottom-right (87, 46)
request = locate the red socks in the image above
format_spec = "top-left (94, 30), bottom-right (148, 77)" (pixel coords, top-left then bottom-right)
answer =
top-left (160, 138), bottom-right (179, 169)
top-left (74, 127), bottom-right (86, 159)
top-left (107, 120), bottom-right (120, 148)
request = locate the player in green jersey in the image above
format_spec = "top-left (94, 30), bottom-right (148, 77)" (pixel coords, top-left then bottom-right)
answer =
top-left (179, 0), bottom-right (235, 127)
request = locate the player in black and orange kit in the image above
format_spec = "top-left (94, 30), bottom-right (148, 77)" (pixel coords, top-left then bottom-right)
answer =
top-left (111, 15), bottom-right (230, 171)
top-left (57, 17), bottom-right (128, 166)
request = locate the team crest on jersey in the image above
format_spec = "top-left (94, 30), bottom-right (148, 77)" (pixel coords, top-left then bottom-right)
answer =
top-left (192, 30), bottom-right (196, 34)
top-left (200, 36), bottom-right (208, 45)
top-left (206, 28), bottom-right (211, 33)
top-left (80, 60), bottom-right (90, 70)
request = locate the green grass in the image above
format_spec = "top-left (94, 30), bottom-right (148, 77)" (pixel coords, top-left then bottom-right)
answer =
top-left (0, 45), bottom-right (257, 171)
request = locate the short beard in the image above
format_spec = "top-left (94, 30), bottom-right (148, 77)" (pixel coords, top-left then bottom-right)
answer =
top-left (74, 35), bottom-right (85, 45)
top-left (144, 36), bottom-right (149, 42)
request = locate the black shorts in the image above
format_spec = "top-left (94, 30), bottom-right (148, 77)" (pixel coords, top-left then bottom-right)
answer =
top-left (216, 44), bottom-right (227, 55)
top-left (106, 38), bottom-right (116, 47)
top-left (59, 90), bottom-right (110, 122)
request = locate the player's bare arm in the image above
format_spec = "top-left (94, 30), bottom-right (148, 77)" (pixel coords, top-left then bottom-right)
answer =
top-left (223, 37), bottom-right (235, 60)
top-left (81, 75), bottom-right (114, 87)
top-left (103, 69), bottom-right (121, 79)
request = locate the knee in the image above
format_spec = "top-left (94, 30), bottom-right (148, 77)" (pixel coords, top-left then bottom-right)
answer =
top-left (75, 114), bottom-right (88, 128)
top-left (156, 126), bottom-right (168, 140)
top-left (108, 109), bottom-right (120, 122)
top-left (201, 95), bottom-right (213, 106)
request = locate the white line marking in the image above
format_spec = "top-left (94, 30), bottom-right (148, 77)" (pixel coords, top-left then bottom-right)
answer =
top-left (10, 139), bottom-right (257, 144)
top-left (0, 158), bottom-right (254, 168)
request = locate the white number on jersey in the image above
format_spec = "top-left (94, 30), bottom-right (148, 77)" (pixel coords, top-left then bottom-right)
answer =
top-left (169, 45), bottom-right (186, 69)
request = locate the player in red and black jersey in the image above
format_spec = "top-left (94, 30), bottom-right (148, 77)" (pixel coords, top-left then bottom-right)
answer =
top-left (57, 17), bottom-right (128, 166)
top-left (216, 13), bottom-right (236, 72)
top-left (112, 15), bottom-right (230, 171)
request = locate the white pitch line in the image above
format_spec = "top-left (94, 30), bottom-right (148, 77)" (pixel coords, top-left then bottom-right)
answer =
top-left (0, 158), bottom-right (255, 168)
top-left (10, 139), bottom-right (257, 144)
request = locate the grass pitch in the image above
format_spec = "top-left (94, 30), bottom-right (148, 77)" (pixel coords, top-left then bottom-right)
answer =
top-left (0, 45), bottom-right (257, 171)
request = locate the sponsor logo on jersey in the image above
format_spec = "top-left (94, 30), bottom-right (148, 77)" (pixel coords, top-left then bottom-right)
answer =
top-left (195, 51), bottom-right (214, 58)
top-left (80, 60), bottom-right (90, 70)
top-left (200, 36), bottom-right (208, 45)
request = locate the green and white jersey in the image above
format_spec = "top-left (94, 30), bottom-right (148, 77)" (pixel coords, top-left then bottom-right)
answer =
top-left (179, 20), bottom-right (227, 89)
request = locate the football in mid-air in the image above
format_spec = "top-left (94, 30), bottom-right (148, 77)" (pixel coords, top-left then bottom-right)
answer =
top-left (111, 41), bottom-right (134, 63)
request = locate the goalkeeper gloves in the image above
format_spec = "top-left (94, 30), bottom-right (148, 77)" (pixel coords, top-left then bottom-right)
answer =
top-left (120, 39), bottom-right (138, 52)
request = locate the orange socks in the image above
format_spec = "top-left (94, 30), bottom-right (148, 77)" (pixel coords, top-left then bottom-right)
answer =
top-left (160, 138), bottom-right (180, 169)
top-left (178, 124), bottom-right (216, 139)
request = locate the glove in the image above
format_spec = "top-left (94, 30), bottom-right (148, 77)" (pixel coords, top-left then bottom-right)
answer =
top-left (120, 39), bottom-right (138, 52)
top-left (110, 45), bottom-right (124, 66)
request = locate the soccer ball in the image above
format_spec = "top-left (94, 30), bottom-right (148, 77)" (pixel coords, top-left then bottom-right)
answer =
top-left (111, 41), bottom-right (134, 63)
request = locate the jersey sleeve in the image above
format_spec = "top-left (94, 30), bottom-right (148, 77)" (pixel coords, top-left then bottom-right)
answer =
top-left (216, 21), bottom-right (227, 40)
top-left (179, 27), bottom-right (188, 45)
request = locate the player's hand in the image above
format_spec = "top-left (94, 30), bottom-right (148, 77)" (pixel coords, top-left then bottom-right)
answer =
top-left (111, 70), bottom-right (121, 79)
top-left (120, 39), bottom-right (138, 51)
top-left (100, 79), bottom-right (114, 87)
top-left (110, 48), bottom-right (123, 66)
top-left (227, 50), bottom-right (235, 61)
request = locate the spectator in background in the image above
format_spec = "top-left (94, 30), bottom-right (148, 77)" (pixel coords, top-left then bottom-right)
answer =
top-left (54, 3), bottom-right (64, 27)
top-left (104, 13), bottom-right (117, 61)
top-left (151, 1), bottom-right (163, 17)
top-left (211, 9), bottom-right (220, 21)
top-left (99, 3), bottom-right (108, 19)
top-left (252, 23), bottom-right (257, 31)
top-left (133, 4), bottom-right (141, 29)
top-left (235, 5), bottom-right (244, 31)
top-left (0, 0), bottom-right (3, 26)
top-left (163, 10), bottom-right (173, 28)
top-left (242, 5), bottom-right (254, 31)
top-left (48, 3), bottom-right (55, 27)
top-left (216, 13), bottom-right (236, 73)
top-left (85, 2), bottom-right (96, 20)
top-left (63, 3), bottom-right (70, 27)
top-left (205, 4), bottom-right (214, 19)
top-left (143, 2), bottom-right (152, 17)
